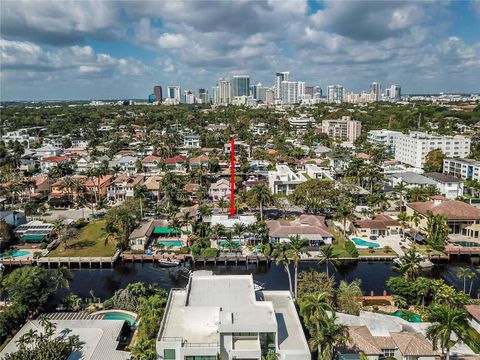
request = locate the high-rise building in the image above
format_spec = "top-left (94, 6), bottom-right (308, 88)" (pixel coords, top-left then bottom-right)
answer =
top-left (390, 85), bottom-right (401, 101)
top-left (198, 88), bottom-right (208, 104)
top-left (371, 82), bottom-right (381, 101)
top-left (321, 116), bottom-right (361, 142)
top-left (314, 86), bottom-right (322, 96)
top-left (217, 78), bottom-right (232, 105)
top-left (256, 85), bottom-right (268, 103)
top-left (305, 86), bottom-right (314, 96)
top-left (148, 93), bottom-right (156, 103)
top-left (281, 81), bottom-right (298, 104)
top-left (327, 85), bottom-right (344, 103)
top-left (232, 75), bottom-right (250, 97)
top-left (167, 86), bottom-right (181, 102)
top-left (265, 88), bottom-right (275, 105)
top-left (153, 85), bottom-right (163, 103)
top-left (297, 81), bottom-right (305, 100)
top-left (275, 72), bottom-right (289, 100)
top-left (212, 85), bottom-right (219, 105)
top-left (185, 90), bottom-right (195, 104)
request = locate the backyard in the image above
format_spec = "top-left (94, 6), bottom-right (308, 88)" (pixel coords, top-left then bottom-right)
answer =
top-left (48, 220), bottom-right (117, 257)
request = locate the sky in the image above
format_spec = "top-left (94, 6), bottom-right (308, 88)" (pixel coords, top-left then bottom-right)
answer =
top-left (1, 0), bottom-right (480, 101)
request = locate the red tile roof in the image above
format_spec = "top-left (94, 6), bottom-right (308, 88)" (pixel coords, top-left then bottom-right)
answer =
top-left (407, 199), bottom-right (480, 220)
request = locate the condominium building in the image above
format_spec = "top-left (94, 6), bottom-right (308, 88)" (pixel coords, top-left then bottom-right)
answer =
top-left (443, 158), bottom-right (480, 181)
top-left (327, 85), bottom-right (344, 103)
top-left (367, 130), bottom-right (402, 153)
top-left (371, 82), bottom-right (381, 101)
top-left (167, 86), bottom-right (181, 102)
top-left (394, 132), bottom-right (471, 169)
top-left (344, 92), bottom-right (377, 104)
top-left (217, 79), bottom-right (232, 105)
top-left (232, 75), bottom-right (250, 97)
top-left (275, 71), bottom-right (289, 100)
top-left (389, 84), bottom-right (401, 101)
top-left (287, 116), bottom-right (315, 128)
top-left (156, 271), bottom-right (310, 360)
top-left (321, 116), bottom-right (362, 142)
top-left (268, 164), bottom-right (307, 195)
top-left (280, 81), bottom-right (298, 104)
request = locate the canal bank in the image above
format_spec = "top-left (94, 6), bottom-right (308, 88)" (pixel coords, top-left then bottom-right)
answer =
top-left (51, 260), bottom-right (480, 303)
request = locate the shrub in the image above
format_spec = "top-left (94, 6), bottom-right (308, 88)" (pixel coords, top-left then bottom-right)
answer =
top-left (200, 248), bottom-right (217, 257)
top-left (176, 246), bottom-right (190, 254)
top-left (345, 240), bottom-right (359, 257)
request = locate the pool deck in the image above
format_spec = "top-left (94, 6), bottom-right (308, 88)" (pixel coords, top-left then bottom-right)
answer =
top-left (350, 235), bottom-right (410, 256)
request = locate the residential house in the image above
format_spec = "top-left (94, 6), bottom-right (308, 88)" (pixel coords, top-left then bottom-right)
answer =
top-left (305, 164), bottom-right (324, 179)
top-left (224, 140), bottom-right (251, 157)
top-left (189, 155), bottom-right (209, 170)
top-left (108, 175), bottom-right (144, 203)
top-left (70, 137), bottom-right (89, 148)
top-left (406, 196), bottom-right (480, 239)
top-left (142, 155), bottom-right (162, 175)
top-left (40, 155), bottom-right (67, 173)
top-left (209, 178), bottom-right (230, 201)
top-left (266, 214), bottom-right (333, 246)
top-left (423, 172), bottom-right (464, 199)
top-left (156, 271), bottom-right (310, 360)
top-left (268, 165), bottom-right (307, 195)
top-left (183, 134), bottom-right (201, 148)
top-left (143, 175), bottom-right (163, 201)
top-left (35, 145), bottom-right (63, 158)
top-left (353, 215), bottom-right (401, 238)
top-left (465, 305), bottom-right (480, 334)
top-left (388, 172), bottom-right (437, 189)
top-left (114, 155), bottom-right (138, 175)
top-left (164, 155), bottom-right (186, 172)
top-left (0, 211), bottom-right (26, 228)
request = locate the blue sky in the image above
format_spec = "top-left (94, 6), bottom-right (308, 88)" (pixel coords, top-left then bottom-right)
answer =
top-left (1, 0), bottom-right (479, 100)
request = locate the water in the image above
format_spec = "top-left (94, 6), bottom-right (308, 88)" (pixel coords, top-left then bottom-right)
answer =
top-left (53, 260), bottom-right (480, 303)
top-left (350, 237), bottom-right (380, 248)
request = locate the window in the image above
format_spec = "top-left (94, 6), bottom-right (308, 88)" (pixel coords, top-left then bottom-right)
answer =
top-left (164, 349), bottom-right (176, 360)
top-left (381, 348), bottom-right (395, 357)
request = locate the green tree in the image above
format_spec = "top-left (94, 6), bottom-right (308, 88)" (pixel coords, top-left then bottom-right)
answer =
top-left (424, 149), bottom-right (445, 173)
top-left (307, 313), bottom-right (348, 360)
top-left (247, 183), bottom-right (273, 221)
top-left (299, 292), bottom-right (333, 332)
top-left (272, 242), bottom-right (293, 295)
top-left (393, 248), bottom-right (422, 280)
top-left (289, 235), bottom-right (310, 299)
top-left (336, 279), bottom-right (363, 315)
top-left (334, 203), bottom-right (354, 236)
top-left (423, 211), bottom-right (450, 250)
top-left (318, 245), bottom-right (340, 278)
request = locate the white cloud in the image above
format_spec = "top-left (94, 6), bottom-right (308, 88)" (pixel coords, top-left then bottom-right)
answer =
top-left (157, 33), bottom-right (188, 49)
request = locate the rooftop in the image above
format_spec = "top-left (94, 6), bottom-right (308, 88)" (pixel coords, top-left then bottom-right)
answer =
top-left (424, 172), bottom-right (463, 183)
top-left (407, 198), bottom-right (480, 220)
top-left (266, 214), bottom-right (332, 239)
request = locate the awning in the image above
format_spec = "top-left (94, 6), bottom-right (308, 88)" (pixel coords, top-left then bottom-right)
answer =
top-left (22, 234), bottom-right (47, 242)
top-left (405, 231), bottom-right (425, 242)
top-left (219, 241), bottom-right (241, 247)
top-left (152, 227), bottom-right (181, 235)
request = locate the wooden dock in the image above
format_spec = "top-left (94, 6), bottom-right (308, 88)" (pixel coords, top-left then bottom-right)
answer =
top-left (121, 253), bottom-right (190, 262)
top-left (192, 255), bottom-right (269, 265)
top-left (37, 250), bottom-right (121, 268)
top-left (444, 245), bottom-right (480, 257)
top-left (0, 258), bottom-right (34, 267)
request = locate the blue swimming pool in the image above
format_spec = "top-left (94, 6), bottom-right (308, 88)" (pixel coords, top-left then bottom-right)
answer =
top-left (0, 250), bottom-right (30, 259)
top-left (351, 238), bottom-right (380, 248)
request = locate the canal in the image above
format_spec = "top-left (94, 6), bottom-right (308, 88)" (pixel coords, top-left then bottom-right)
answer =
top-left (53, 260), bottom-right (480, 302)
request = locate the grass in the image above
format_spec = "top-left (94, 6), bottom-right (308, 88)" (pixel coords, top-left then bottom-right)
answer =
top-left (414, 244), bottom-right (445, 257)
top-left (327, 225), bottom-right (352, 258)
top-left (464, 327), bottom-right (480, 353)
top-left (48, 220), bottom-right (117, 257)
top-left (358, 248), bottom-right (398, 256)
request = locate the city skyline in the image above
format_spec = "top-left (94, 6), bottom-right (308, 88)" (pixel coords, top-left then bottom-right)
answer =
top-left (1, 0), bottom-right (480, 101)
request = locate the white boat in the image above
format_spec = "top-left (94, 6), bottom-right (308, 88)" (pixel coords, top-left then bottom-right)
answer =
top-left (253, 281), bottom-right (265, 291)
top-left (0, 263), bottom-right (5, 272)
top-left (158, 258), bottom-right (181, 267)
top-left (393, 253), bottom-right (434, 269)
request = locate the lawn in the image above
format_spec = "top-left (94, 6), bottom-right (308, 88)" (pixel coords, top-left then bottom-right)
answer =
top-left (48, 220), bottom-right (117, 257)
top-left (414, 244), bottom-right (445, 257)
top-left (358, 248), bottom-right (398, 256)
top-left (327, 225), bottom-right (351, 258)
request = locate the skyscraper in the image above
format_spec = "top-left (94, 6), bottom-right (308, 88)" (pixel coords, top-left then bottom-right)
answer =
top-left (153, 85), bottom-right (163, 103)
top-left (167, 86), bottom-right (181, 102)
top-left (327, 85), bottom-right (344, 103)
top-left (389, 85), bottom-right (401, 101)
top-left (218, 78), bottom-right (232, 105)
top-left (198, 88), bottom-right (208, 104)
top-left (371, 82), bottom-right (381, 101)
top-left (281, 81), bottom-right (298, 104)
top-left (232, 75), bottom-right (250, 97)
top-left (297, 81), bottom-right (305, 100)
top-left (275, 72), bottom-right (289, 100)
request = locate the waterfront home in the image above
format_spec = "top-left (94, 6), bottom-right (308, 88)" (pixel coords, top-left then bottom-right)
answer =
top-left (335, 311), bottom-right (440, 360)
top-left (156, 271), bottom-right (310, 360)
top-left (406, 196), bottom-right (480, 239)
top-left (164, 155), bottom-right (186, 172)
top-left (0, 319), bottom-right (131, 360)
top-left (14, 220), bottom-right (53, 243)
top-left (108, 175), bottom-right (144, 203)
top-left (129, 218), bottom-right (184, 251)
top-left (266, 214), bottom-right (333, 246)
top-left (189, 155), bottom-right (209, 170)
top-left (209, 178), bottom-right (231, 201)
top-left (353, 215), bottom-right (401, 238)
top-left (268, 164), bottom-right (307, 195)
top-left (465, 305), bottom-right (480, 334)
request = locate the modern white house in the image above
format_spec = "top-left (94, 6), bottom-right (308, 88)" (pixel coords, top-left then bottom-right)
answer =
top-left (209, 178), bottom-right (231, 201)
top-left (394, 132), bottom-right (471, 168)
top-left (183, 134), bottom-right (201, 148)
top-left (305, 164), bottom-right (324, 179)
top-left (156, 271), bottom-right (310, 360)
top-left (423, 172), bottom-right (464, 199)
top-left (268, 165), bottom-right (307, 195)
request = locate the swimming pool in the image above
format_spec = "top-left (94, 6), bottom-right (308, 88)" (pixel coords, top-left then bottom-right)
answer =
top-left (350, 238), bottom-right (380, 248)
top-left (0, 250), bottom-right (30, 259)
top-left (453, 241), bottom-right (480, 247)
top-left (103, 312), bottom-right (137, 327)
top-left (390, 310), bottom-right (422, 323)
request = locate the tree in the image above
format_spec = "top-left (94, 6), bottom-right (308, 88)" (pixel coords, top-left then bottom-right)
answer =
top-left (248, 183), bottom-right (273, 221)
top-left (299, 292), bottom-right (333, 332)
top-left (308, 313), bottom-right (348, 360)
top-left (297, 270), bottom-right (335, 302)
top-left (336, 279), bottom-right (363, 315)
top-left (423, 211), bottom-right (450, 250)
top-left (272, 242), bottom-right (293, 295)
top-left (394, 181), bottom-right (408, 210)
top-left (393, 248), bottom-right (422, 280)
top-left (217, 197), bottom-right (228, 213)
top-left (426, 304), bottom-right (470, 360)
top-left (318, 245), bottom-right (340, 278)
top-left (0, 220), bottom-right (14, 252)
top-left (289, 235), bottom-right (310, 299)
top-left (292, 179), bottom-right (336, 215)
top-left (397, 212), bottom-right (410, 239)
top-left (410, 211), bottom-right (422, 230)
top-left (424, 149), bottom-right (445, 173)
top-left (456, 267), bottom-right (476, 295)
top-left (334, 203), bottom-right (354, 236)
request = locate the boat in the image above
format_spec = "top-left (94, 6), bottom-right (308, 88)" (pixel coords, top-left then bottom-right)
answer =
top-left (253, 281), bottom-right (265, 291)
top-left (158, 258), bottom-right (181, 267)
top-left (393, 253), bottom-right (434, 269)
top-left (0, 263), bottom-right (5, 272)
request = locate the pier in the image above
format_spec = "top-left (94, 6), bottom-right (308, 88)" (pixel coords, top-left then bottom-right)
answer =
top-left (36, 250), bottom-right (121, 269)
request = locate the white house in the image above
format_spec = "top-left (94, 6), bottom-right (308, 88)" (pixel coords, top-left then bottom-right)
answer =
top-left (209, 178), bottom-right (231, 201)
top-left (268, 165), bottom-right (307, 195)
top-left (156, 271), bottom-right (310, 360)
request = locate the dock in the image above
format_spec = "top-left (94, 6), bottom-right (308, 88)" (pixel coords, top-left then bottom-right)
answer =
top-left (444, 245), bottom-right (480, 257)
top-left (0, 258), bottom-right (34, 267)
top-left (192, 255), bottom-right (269, 265)
top-left (36, 250), bottom-right (121, 268)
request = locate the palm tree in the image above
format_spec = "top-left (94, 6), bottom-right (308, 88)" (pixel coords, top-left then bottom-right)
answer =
top-left (289, 235), bottom-right (310, 299)
top-left (308, 313), bottom-right (348, 360)
top-left (272, 242), bottom-right (293, 295)
top-left (318, 245), bottom-right (340, 278)
top-left (394, 181), bottom-right (408, 210)
top-left (456, 267), bottom-right (474, 293)
top-left (410, 211), bottom-right (422, 230)
top-left (299, 292), bottom-right (333, 331)
top-left (426, 303), bottom-right (470, 360)
top-left (334, 204), bottom-right (354, 236)
top-left (397, 212), bottom-right (410, 239)
top-left (336, 279), bottom-right (363, 315)
top-left (217, 198), bottom-right (228, 213)
top-left (50, 267), bottom-right (72, 291)
top-left (209, 224), bottom-right (226, 245)
top-left (250, 183), bottom-right (273, 221)
top-left (76, 194), bottom-right (88, 219)
top-left (393, 248), bottom-right (422, 280)
top-left (232, 222), bottom-right (247, 241)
